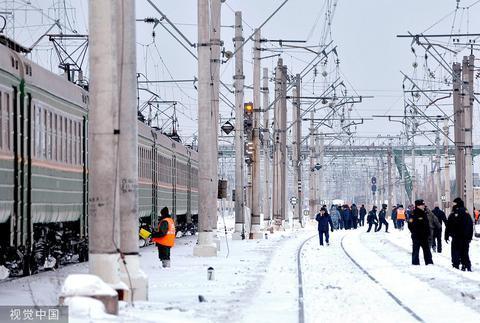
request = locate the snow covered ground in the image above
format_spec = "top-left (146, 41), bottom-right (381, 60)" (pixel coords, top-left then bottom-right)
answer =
top-left (1, 218), bottom-right (480, 323)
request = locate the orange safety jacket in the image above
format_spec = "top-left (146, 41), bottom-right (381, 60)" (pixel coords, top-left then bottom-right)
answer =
top-left (397, 209), bottom-right (406, 220)
top-left (475, 210), bottom-right (479, 221)
top-left (152, 218), bottom-right (176, 247)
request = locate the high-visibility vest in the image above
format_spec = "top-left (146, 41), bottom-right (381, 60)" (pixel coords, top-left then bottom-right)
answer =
top-left (397, 209), bottom-right (406, 220)
top-left (152, 218), bottom-right (176, 247)
top-left (475, 210), bottom-right (479, 221)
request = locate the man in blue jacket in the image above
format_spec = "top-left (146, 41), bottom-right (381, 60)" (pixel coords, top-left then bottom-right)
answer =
top-left (316, 207), bottom-right (334, 246)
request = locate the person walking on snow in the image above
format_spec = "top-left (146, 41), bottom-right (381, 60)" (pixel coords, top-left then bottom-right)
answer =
top-left (445, 197), bottom-right (473, 271)
top-left (431, 203), bottom-right (447, 253)
top-left (359, 204), bottom-right (367, 226)
top-left (366, 206), bottom-right (378, 232)
top-left (408, 199), bottom-right (433, 266)
top-left (152, 206), bottom-right (176, 268)
top-left (316, 207), bottom-right (334, 246)
top-left (376, 204), bottom-right (389, 232)
top-left (396, 205), bottom-right (406, 230)
top-left (391, 205), bottom-right (398, 229)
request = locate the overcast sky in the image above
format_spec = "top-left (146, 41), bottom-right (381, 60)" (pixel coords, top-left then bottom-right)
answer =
top-left (6, 0), bottom-right (480, 176)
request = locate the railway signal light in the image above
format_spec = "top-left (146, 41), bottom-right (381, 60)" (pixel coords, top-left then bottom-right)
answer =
top-left (244, 102), bottom-right (253, 134)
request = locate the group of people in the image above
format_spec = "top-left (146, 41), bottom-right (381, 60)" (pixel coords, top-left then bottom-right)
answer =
top-left (315, 197), bottom-right (475, 271)
top-left (408, 197), bottom-right (474, 271)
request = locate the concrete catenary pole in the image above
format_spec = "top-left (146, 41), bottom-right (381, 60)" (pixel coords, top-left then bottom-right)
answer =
top-left (272, 58), bottom-right (287, 229)
top-left (318, 134), bottom-right (324, 207)
top-left (443, 119), bottom-right (451, 213)
top-left (435, 128), bottom-right (442, 208)
top-left (210, 0), bottom-right (222, 243)
top-left (116, 0), bottom-right (147, 301)
top-left (309, 111), bottom-right (316, 217)
top-left (295, 75), bottom-right (303, 226)
top-left (463, 54), bottom-right (474, 212)
top-left (232, 11), bottom-right (245, 240)
top-left (250, 29), bottom-right (262, 238)
top-left (387, 145), bottom-right (393, 214)
top-left (292, 79), bottom-right (302, 227)
top-left (411, 117), bottom-right (417, 203)
top-left (88, 0), bottom-right (121, 287)
top-left (193, 0), bottom-right (217, 256)
top-left (262, 67), bottom-right (271, 224)
top-left (453, 62), bottom-right (464, 199)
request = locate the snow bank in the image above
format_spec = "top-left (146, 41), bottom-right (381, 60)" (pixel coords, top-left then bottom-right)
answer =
top-left (60, 274), bottom-right (118, 297)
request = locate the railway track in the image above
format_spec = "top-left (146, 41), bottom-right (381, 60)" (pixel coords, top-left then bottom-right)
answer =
top-left (297, 232), bottom-right (425, 323)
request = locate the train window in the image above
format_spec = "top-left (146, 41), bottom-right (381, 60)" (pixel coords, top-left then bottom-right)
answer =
top-left (48, 111), bottom-right (52, 160)
top-left (10, 57), bottom-right (14, 68)
top-left (69, 119), bottom-right (73, 164)
top-left (72, 121), bottom-right (76, 165)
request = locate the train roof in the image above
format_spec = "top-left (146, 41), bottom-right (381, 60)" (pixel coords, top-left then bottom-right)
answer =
top-left (0, 37), bottom-right (88, 111)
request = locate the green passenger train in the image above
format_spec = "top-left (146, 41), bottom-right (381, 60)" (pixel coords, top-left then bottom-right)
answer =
top-left (0, 38), bottom-right (198, 277)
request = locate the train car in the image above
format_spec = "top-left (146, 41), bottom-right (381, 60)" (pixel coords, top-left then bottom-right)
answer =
top-left (0, 38), bottom-right (198, 277)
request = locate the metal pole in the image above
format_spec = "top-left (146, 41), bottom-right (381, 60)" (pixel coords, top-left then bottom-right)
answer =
top-left (88, 0), bottom-right (121, 286)
top-left (262, 67), bottom-right (271, 225)
top-left (232, 11), bottom-right (245, 240)
top-left (210, 0), bottom-right (221, 246)
top-left (117, 0), bottom-right (147, 301)
top-left (250, 29), bottom-right (263, 239)
top-left (453, 62), bottom-right (464, 199)
top-left (193, 0), bottom-right (217, 256)
top-left (464, 54), bottom-right (474, 212)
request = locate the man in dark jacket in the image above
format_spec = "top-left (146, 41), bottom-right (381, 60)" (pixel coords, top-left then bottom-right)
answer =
top-left (351, 204), bottom-right (359, 229)
top-left (391, 205), bottom-right (398, 229)
top-left (431, 204), bottom-right (447, 253)
top-left (445, 197), bottom-right (474, 271)
top-left (359, 205), bottom-right (367, 226)
top-left (316, 207), bottom-right (334, 246)
top-left (408, 199), bottom-right (433, 265)
top-left (376, 204), bottom-right (389, 232)
top-left (366, 206), bottom-right (378, 232)
top-left (343, 205), bottom-right (352, 230)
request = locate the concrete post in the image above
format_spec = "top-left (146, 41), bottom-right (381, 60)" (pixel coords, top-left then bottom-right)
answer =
top-left (116, 0), bottom-right (147, 301)
top-left (443, 119), bottom-right (451, 214)
top-left (292, 82), bottom-right (302, 227)
top-left (435, 128), bottom-right (442, 208)
top-left (210, 0), bottom-right (222, 246)
top-left (387, 145), bottom-right (393, 214)
top-left (193, 0), bottom-right (217, 256)
top-left (88, 0), bottom-right (121, 288)
top-left (262, 68), bottom-right (271, 224)
top-left (250, 29), bottom-right (262, 239)
top-left (272, 59), bottom-right (286, 229)
top-left (232, 11), bottom-right (245, 240)
top-left (464, 55), bottom-right (474, 212)
top-left (453, 62), bottom-right (464, 199)
top-left (308, 111), bottom-right (316, 218)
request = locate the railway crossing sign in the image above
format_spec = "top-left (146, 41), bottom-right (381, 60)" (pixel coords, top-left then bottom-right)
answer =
top-left (221, 121), bottom-right (235, 135)
top-left (290, 197), bottom-right (298, 206)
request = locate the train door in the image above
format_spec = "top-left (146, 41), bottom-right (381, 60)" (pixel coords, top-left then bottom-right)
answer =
top-left (81, 116), bottom-right (88, 239)
top-left (13, 81), bottom-right (33, 275)
top-left (186, 152), bottom-right (192, 225)
top-left (151, 144), bottom-right (158, 229)
top-left (172, 155), bottom-right (177, 222)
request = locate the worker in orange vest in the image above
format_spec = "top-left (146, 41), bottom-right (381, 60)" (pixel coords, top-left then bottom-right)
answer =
top-left (396, 205), bottom-right (406, 230)
top-left (474, 208), bottom-right (479, 224)
top-left (152, 207), bottom-right (176, 268)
